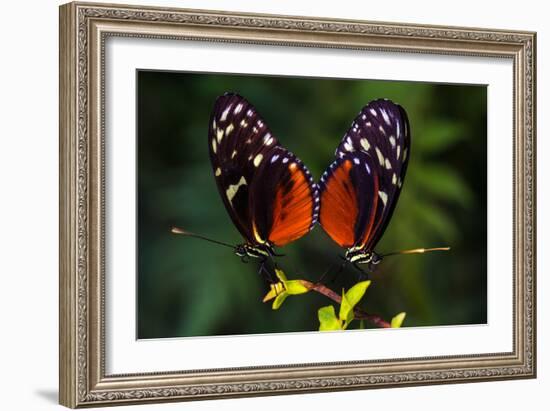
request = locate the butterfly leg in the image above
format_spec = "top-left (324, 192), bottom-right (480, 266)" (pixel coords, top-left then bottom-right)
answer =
top-left (317, 257), bottom-right (347, 285)
top-left (352, 262), bottom-right (370, 281)
top-left (258, 258), bottom-right (276, 283)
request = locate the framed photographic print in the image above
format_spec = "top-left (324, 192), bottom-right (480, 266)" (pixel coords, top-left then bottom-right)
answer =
top-left (59, 1), bottom-right (536, 408)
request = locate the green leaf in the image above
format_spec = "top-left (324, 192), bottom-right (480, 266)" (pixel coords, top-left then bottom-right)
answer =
top-left (340, 281), bottom-right (370, 326)
top-left (272, 292), bottom-right (288, 310)
top-left (318, 305), bottom-right (342, 331)
top-left (284, 280), bottom-right (310, 295)
top-left (339, 292), bottom-right (354, 325)
top-left (274, 268), bottom-right (288, 283)
top-left (391, 312), bottom-right (407, 328)
top-left (344, 280), bottom-right (371, 308)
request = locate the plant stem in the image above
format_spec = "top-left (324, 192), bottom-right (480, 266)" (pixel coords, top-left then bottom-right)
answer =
top-left (299, 280), bottom-right (391, 328)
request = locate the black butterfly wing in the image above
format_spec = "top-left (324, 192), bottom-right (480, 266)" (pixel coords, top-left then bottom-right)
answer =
top-left (319, 152), bottom-right (380, 248)
top-left (208, 93), bottom-right (317, 246)
top-left (335, 99), bottom-right (411, 250)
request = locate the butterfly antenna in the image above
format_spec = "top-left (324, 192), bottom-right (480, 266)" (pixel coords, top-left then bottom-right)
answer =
top-left (381, 247), bottom-right (451, 258)
top-left (170, 226), bottom-right (235, 250)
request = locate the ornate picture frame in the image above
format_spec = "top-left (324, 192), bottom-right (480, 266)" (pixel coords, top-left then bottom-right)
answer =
top-left (59, 1), bottom-right (536, 408)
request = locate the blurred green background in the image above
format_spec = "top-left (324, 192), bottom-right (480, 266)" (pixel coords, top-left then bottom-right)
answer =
top-left (137, 70), bottom-right (487, 339)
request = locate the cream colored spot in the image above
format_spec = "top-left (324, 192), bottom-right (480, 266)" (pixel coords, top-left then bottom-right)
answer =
top-left (344, 142), bottom-right (353, 152)
top-left (231, 150), bottom-right (237, 159)
top-left (226, 176), bottom-right (247, 204)
top-left (216, 128), bottom-right (224, 143)
top-left (403, 148), bottom-right (408, 161)
top-left (381, 109), bottom-right (391, 125)
top-left (379, 191), bottom-right (388, 206)
top-left (385, 158), bottom-right (392, 170)
top-left (379, 125), bottom-right (386, 135)
top-left (392, 173), bottom-right (397, 185)
top-left (366, 122), bottom-right (372, 127)
top-left (211, 138), bottom-right (217, 153)
top-left (289, 162), bottom-right (297, 171)
top-left (370, 108), bottom-right (377, 116)
top-left (252, 126), bottom-right (258, 133)
top-left (375, 147), bottom-right (384, 166)
top-left (234, 103), bottom-right (243, 114)
top-left (263, 133), bottom-right (274, 146)
top-left (220, 106), bottom-right (231, 121)
top-left (215, 167), bottom-right (222, 176)
top-left (212, 119), bottom-right (216, 130)
top-left (360, 138), bottom-right (370, 151)
top-left (396, 146), bottom-right (401, 160)
top-left (225, 123), bottom-right (234, 136)
top-left (389, 135), bottom-right (396, 147)
top-left (240, 119), bottom-right (248, 128)
top-left (253, 154), bottom-right (263, 167)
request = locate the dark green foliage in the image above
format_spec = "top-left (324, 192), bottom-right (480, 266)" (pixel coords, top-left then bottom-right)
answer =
top-left (137, 71), bottom-right (487, 338)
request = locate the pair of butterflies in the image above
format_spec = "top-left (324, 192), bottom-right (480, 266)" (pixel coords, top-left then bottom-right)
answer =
top-left (206, 92), bottom-right (410, 269)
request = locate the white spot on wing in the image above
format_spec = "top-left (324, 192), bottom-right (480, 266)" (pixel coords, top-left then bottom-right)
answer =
top-left (220, 106), bottom-right (231, 121)
top-left (370, 108), bottom-right (377, 116)
top-left (225, 123), bottom-right (234, 136)
top-left (240, 119), bottom-right (248, 128)
top-left (403, 147), bottom-right (408, 161)
top-left (282, 157), bottom-right (289, 164)
top-left (385, 158), bottom-right (392, 170)
top-left (215, 167), bottom-right (221, 176)
top-left (365, 163), bottom-right (371, 174)
top-left (381, 109), bottom-right (391, 125)
top-left (231, 150), bottom-right (237, 159)
top-left (234, 103), bottom-right (243, 114)
top-left (396, 146), bottom-right (401, 160)
top-left (253, 154), bottom-right (263, 167)
top-left (216, 128), bottom-right (224, 143)
top-left (360, 138), bottom-right (370, 151)
top-left (226, 176), bottom-right (247, 204)
top-left (271, 154), bottom-right (280, 163)
top-left (211, 138), bottom-right (217, 153)
top-left (375, 147), bottom-right (384, 166)
top-left (263, 133), bottom-right (274, 146)
top-left (353, 157), bottom-right (360, 165)
top-left (379, 191), bottom-right (388, 206)
top-left (392, 173), bottom-right (397, 185)
top-left (379, 125), bottom-right (386, 135)
top-left (389, 135), bottom-right (396, 147)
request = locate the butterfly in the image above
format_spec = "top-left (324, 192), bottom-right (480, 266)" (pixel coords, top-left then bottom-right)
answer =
top-left (318, 99), bottom-right (413, 270)
top-left (202, 92), bottom-right (319, 262)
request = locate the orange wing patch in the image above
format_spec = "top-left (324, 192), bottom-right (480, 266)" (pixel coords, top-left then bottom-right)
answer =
top-left (268, 163), bottom-right (314, 246)
top-left (319, 159), bottom-right (358, 247)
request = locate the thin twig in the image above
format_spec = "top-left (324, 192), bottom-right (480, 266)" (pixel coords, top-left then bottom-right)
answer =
top-left (299, 280), bottom-right (391, 328)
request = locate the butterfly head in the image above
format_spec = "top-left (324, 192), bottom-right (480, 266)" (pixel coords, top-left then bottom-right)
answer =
top-left (234, 243), bottom-right (274, 260)
top-left (345, 247), bottom-right (382, 266)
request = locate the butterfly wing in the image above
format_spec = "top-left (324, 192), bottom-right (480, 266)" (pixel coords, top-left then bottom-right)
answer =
top-left (327, 99), bottom-right (411, 250)
top-left (209, 93), bottom-right (317, 247)
top-left (319, 152), bottom-right (379, 248)
top-left (250, 150), bottom-right (318, 246)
